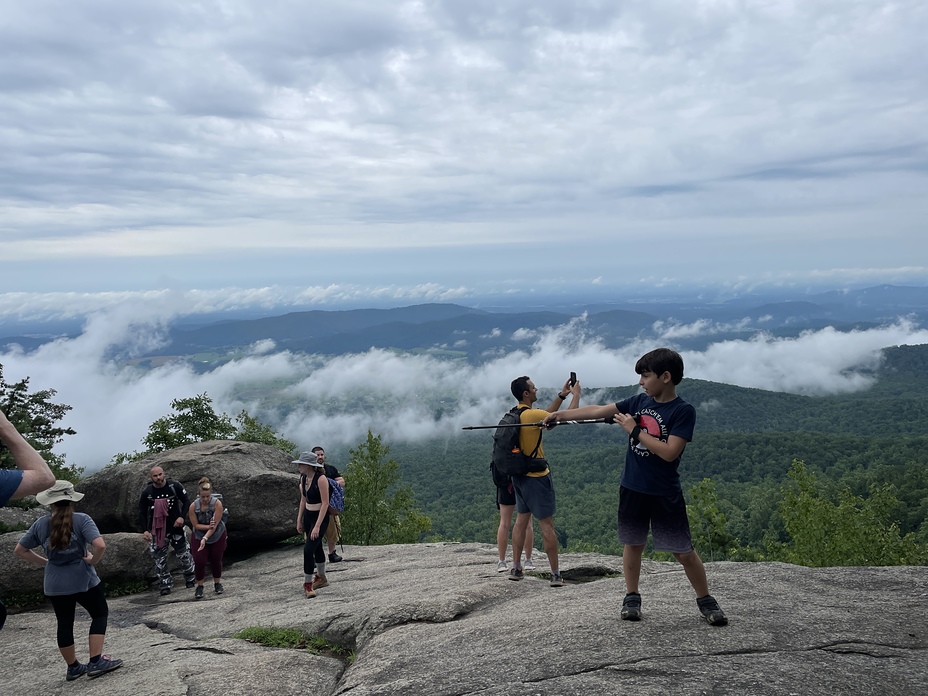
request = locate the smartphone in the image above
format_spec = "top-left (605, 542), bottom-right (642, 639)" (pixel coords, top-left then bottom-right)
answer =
top-left (569, 371), bottom-right (577, 387)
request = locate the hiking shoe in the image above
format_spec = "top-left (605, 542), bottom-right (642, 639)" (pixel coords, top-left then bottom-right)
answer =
top-left (549, 572), bottom-right (565, 587)
top-left (508, 567), bottom-right (524, 581)
top-left (159, 586), bottom-right (171, 596)
top-left (328, 552), bottom-right (343, 563)
top-left (697, 594), bottom-right (728, 626)
top-left (523, 557), bottom-right (536, 571)
top-left (214, 583), bottom-right (224, 595)
top-left (185, 579), bottom-right (196, 589)
top-left (87, 655), bottom-right (122, 678)
top-left (303, 582), bottom-right (316, 598)
top-left (621, 592), bottom-right (642, 621)
top-left (496, 559), bottom-right (508, 572)
top-left (194, 585), bottom-right (204, 600)
top-left (312, 574), bottom-right (329, 590)
top-left (66, 662), bottom-right (87, 681)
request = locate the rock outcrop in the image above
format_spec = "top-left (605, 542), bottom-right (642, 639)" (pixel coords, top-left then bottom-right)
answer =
top-left (78, 440), bottom-right (300, 549)
top-left (1, 543), bottom-right (926, 695)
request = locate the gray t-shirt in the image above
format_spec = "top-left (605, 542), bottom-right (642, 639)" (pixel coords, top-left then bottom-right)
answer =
top-left (18, 512), bottom-right (102, 596)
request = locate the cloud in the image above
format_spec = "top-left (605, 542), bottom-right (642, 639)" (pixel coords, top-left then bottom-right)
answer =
top-left (2, 300), bottom-right (926, 473)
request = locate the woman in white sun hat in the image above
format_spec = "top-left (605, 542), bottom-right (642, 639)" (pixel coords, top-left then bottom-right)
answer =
top-left (14, 480), bottom-right (123, 682)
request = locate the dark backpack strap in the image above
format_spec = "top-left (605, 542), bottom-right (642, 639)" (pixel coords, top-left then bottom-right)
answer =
top-left (517, 406), bottom-right (543, 458)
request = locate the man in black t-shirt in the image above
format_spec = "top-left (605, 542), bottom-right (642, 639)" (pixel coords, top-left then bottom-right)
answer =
top-left (138, 466), bottom-right (196, 596)
top-left (311, 446), bottom-right (345, 562)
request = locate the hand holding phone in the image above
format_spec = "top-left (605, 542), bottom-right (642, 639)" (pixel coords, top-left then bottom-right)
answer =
top-left (569, 372), bottom-right (577, 387)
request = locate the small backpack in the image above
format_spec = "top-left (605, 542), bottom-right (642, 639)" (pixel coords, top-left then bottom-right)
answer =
top-left (491, 406), bottom-right (549, 478)
top-left (301, 473), bottom-right (345, 513)
top-left (194, 493), bottom-right (229, 526)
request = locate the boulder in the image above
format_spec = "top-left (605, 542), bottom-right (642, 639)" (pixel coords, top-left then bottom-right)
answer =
top-left (78, 440), bottom-right (301, 550)
top-left (0, 531), bottom-right (151, 595)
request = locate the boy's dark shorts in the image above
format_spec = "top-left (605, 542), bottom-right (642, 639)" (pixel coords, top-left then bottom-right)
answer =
top-left (511, 473), bottom-right (556, 519)
top-left (617, 485), bottom-right (694, 554)
top-left (496, 483), bottom-right (516, 508)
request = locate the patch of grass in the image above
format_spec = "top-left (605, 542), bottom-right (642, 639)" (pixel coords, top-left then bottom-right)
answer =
top-left (102, 579), bottom-right (150, 597)
top-left (2, 590), bottom-right (46, 610)
top-left (0, 520), bottom-right (29, 534)
top-left (235, 627), bottom-right (355, 662)
top-left (235, 626), bottom-right (307, 648)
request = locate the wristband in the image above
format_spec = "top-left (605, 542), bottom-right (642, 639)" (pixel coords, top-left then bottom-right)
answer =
top-left (631, 425), bottom-right (642, 441)
top-left (558, 393), bottom-right (568, 400)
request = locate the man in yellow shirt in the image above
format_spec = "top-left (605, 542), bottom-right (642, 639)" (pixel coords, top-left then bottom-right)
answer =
top-left (508, 375), bottom-right (579, 586)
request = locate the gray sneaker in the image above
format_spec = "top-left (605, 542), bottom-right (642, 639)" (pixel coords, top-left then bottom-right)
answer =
top-left (496, 559), bottom-right (508, 572)
top-left (87, 655), bottom-right (123, 679)
top-left (621, 592), bottom-right (642, 621)
top-left (549, 572), bottom-right (565, 587)
top-left (523, 557), bottom-right (536, 571)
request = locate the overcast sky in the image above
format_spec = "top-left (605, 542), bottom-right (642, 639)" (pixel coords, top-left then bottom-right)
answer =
top-left (2, 0), bottom-right (927, 321)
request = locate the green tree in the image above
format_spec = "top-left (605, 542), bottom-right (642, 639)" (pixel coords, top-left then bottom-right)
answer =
top-left (142, 393), bottom-right (237, 453)
top-left (0, 365), bottom-right (82, 482)
top-left (687, 478), bottom-right (739, 561)
top-left (776, 459), bottom-right (927, 567)
top-left (341, 431), bottom-right (431, 545)
top-left (235, 410), bottom-right (296, 453)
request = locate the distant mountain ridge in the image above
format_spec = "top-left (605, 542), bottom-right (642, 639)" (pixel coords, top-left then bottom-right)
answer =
top-left (1, 285), bottom-right (926, 361)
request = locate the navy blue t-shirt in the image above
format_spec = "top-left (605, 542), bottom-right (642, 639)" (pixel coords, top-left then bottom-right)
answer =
top-left (615, 393), bottom-right (696, 496)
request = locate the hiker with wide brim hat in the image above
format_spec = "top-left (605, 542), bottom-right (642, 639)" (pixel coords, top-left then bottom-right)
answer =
top-left (293, 452), bottom-right (331, 599)
top-left (13, 480), bottom-right (123, 681)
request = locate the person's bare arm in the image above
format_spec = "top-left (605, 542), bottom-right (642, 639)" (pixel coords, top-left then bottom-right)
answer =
top-left (0, 410), bottom-right (55, 500)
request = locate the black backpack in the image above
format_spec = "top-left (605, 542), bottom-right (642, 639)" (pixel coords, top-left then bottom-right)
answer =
top-left (491, 406), bottom-right (549, 481)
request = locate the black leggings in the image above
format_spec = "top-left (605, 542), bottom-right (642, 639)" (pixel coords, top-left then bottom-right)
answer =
top-left (49, 582), bottom-right (109, 648)
top-left (303, 509), bottom-right (330, 575)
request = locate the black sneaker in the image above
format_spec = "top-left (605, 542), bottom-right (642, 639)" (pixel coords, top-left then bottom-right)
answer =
top-left (194, 585), bottom-right (204, 600)
top-left (214, 583), bottom-right (224, 594)
top-left (328, 552), bottom-right (343, 563)
top-left (621, 592), bottom-right (642, 621)
top-left (185, 579), bottom-right (196, 589)
top-left (508, 567), bottom-right (524, 581)
top-left (697, 594), bottom-right (728, 626)
top-left (159, 586), bottom-right (171, 596)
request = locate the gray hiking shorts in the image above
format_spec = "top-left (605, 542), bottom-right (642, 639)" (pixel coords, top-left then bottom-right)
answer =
top-left (511, 472), bottom-right (556, 520)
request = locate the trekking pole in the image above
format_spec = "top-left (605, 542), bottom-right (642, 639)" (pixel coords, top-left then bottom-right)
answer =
top-left (461, 418), bottom-right (614, 430)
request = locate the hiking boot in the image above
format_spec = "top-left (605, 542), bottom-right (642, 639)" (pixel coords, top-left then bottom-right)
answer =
top-left (87, 655), bottom-right (123, 678)
top-left (496, 559), bottom-right (508, 572)
top-left (66, 662), bottom-right (87, 681)
top-left (185, 579), bottom-right (196, 589)
top-left (549, 572), bottom-right (565, 587)
top-left (303, 582), bottom-right (316, 598)
top-left (159, 586), bottom-right (171, 597)
top-left (523, 557), bottom-right (535, 571)
top-left (194, 585), bottom-right (204, 600)
top-left (312, 574), bottom-right (329, 590)
top-left (214, 583), bottom-right (224, 595)
top-left (328, 552), bottom-right (343, 563)
top-left (697, 594), bottom-right (728, 626)
top-left (508, 567), bottom-right (524, 581)
top-left (621, 592), bottom-right (642, 621)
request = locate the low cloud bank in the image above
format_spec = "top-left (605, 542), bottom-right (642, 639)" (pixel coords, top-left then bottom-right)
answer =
top-left (1, 306), bottom-right (925, 473)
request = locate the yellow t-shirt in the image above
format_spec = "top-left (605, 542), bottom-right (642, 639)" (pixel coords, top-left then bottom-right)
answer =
top-left (518, 404), bottom-right (550, 477)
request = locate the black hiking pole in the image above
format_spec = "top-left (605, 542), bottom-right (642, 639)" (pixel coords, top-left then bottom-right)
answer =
top-left (461, 417), bottom-right (614, 430)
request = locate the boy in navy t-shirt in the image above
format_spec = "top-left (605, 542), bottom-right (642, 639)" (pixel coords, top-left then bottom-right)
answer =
top-left (543, 348), bottom-right (727, 626)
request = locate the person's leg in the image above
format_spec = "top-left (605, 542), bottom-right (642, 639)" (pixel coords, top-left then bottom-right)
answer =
top-left (150, 541), bottom-right (172, 593)
top-left (511, 512), bottom-right (531, 570)
top-left (536, 515), bottom-right (559, 573)
top-left (497, 503), bottom-right (515, 562)
top-left (314, 514), bottom-right (330, 571)
top-left (674, 549), bottom-right (709, 596)
top-left (622, 544), bottom-right (646, 594)
top-left (171, 529), bottom-right (196, 586)
top-left (325, 512), bottom-right (338, 554)
top-left (49, 594), bottom-right (78, 665)
top-left (208, 532), bottom-right (227, 583)
top-left (76, 584), bottom-right (109, 658)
